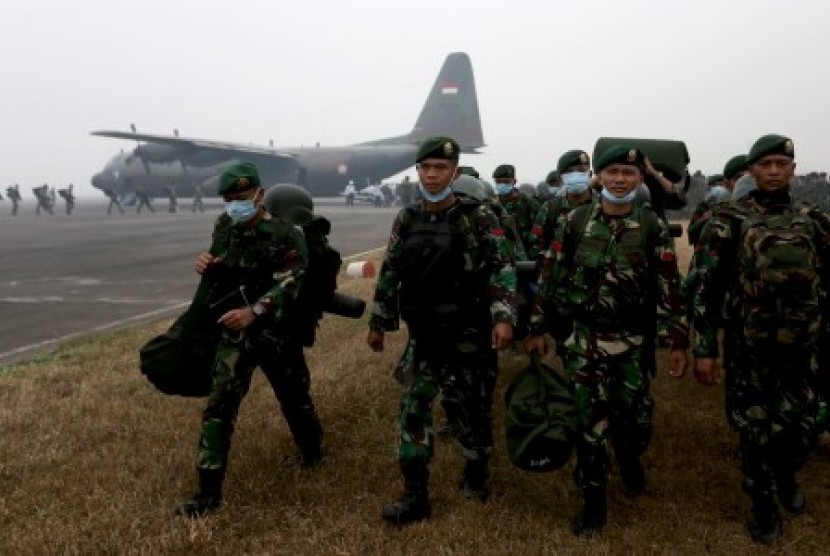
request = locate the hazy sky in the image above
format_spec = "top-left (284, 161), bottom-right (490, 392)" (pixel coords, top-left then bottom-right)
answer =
top-left (2, 0), bottom-right (828, 197)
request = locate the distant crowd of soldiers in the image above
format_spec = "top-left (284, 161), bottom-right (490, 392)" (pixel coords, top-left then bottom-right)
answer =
top-left (2, 183), bottom-right (74, 216)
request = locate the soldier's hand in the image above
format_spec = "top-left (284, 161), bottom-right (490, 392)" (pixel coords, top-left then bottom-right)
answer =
top-left (218, 307), bottom-right (255, 331)
top-left (668, 348), bottom-right (688, 378)
top-left (693, 357), bottom-right (719, 386)
top-left (195, 252), bottom-right (216, 274)
top-left (523, 334), bottom-right (548, 355)
top-left (367, 329), bottom-right (385, 352)
top-left (492, 322), bottom-right (514, 351)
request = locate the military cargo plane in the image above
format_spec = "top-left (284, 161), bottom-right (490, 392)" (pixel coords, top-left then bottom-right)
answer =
top-left (90, 52), bottom-right (484, 198)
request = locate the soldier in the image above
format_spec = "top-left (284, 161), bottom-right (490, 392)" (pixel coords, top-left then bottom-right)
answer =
top-left (175, 162), bottom-right (324, 517)
top-left (492, 164), bottom-right (541, 259)
top-left (165, 183), bottom-right (178, 213)
top-left (687, 155), bottom-right (748, 246)
top-left (33, 185), bottom-right (54, 215)
top-left (136, 185), bottom-right (155, 213)
top-left (191, 183), bottom-right (205, 213)
top-left (59, 184), bottom-right (75, 215)
top-left (103, 187), bottom-right (125, 215)
top-left (367, 136), bottom-right (516, 526)
top-left (524, 144), bottom-right (689, 536)
top-left (536, 169), bottom-right (563, 202)
top-left (457, 165), bottom-right (480, 178)
top-left (344, 180), bottom-right (356, 207)
top-left (529, 150), bottom-right (595, 261)
top-left (397, 175), bottom-right (415, 206)
top-left (685, 134), bottom-right (830, 544)
top-left (7, 184), bottom-right (21, 216)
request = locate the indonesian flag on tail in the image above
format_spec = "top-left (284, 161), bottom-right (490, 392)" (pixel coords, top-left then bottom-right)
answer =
top-left (441, 82), bottom-right (459, 95)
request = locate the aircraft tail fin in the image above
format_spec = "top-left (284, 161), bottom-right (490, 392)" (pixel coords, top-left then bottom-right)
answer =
top-left (408, 52), bottom-right (484, 151)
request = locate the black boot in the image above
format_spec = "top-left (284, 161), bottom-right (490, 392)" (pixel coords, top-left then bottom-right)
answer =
top-left (747, 495), bottom-right (783, 545)
top-left (459, 458), bottom-right (490, 502)
top-left (381, 462), bottom-right (431, 526)
top-left (174, 469), bottom-right (224, 517)
top-left (775, 467), bottom-right (805, 514)
top-left (572, 485), bottom-right (607, 536)
top-left (299, 444), bottom-right (325, 469)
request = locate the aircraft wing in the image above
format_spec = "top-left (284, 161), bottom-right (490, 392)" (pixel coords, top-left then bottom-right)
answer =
top-left (90, 130), bottom-right (297, 160)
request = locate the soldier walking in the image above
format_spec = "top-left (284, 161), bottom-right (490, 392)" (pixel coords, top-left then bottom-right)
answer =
top-left (165, 183), bottom-right (178, 213)
top-left (136, 185), bottom-right (155, 213)
top-left (367, 136), bottom-right (517, 526)
top-left (685, 134), bottom-right (830, 544)
top-left (525, 145), bottom-right (689, 536)
top-left (103, 187), bottom-right (125, 214)
top-left (6, 184), bottom-right (21, 216)
top-left (191, 183), bottom-right (205, 212)
top-left (59, 184), bottom-right (75, 215)
top-left (34, 184), bottom-right (54, 215)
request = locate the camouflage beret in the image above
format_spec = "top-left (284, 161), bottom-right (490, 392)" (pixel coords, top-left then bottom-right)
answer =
top-left (416, 136), bottom-right (460, 163)
top-left (219, 162), bottom-right (261, 195)
top-left (458, 165), bottom-right (480, 178)
top-left (545, 170), bottom-right (560, 183)
top-left (493, 164), bottom-right (516, 180)
top-left (593, 145), bottom-right (645, 172)
top-left (557, 150), bottom-right (590, 174)
top-left (747, 134), bottom-right (794, 164)
top-left (722, 155), bottom-right (748, 180)
top-left (706, 174), bottom-right (725, 186)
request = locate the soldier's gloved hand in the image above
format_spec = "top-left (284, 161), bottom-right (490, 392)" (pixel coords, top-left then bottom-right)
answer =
top-left (492, 322), bottom-right (513, 350)
top-left (523, 334), bottom-right (548, 355)
top-left (367, 329), bottom-right (385, 352)
top-left (693, 357), bottom-right (719, 386)
top-left (668, 349), bottom-right (688, 378)
top-left (218, 307), bottom-right (255, 331)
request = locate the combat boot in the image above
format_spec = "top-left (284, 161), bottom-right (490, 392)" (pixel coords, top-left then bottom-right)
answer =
top-left (299, 444), bottom-right (325, 470)
top-left (459, 458), bottom-right (490, 502)
top-left (174, 469), bottom-right (224, 518)
top-left (775, 467), bottom-right (805, 514)
top-left (747, 495), bottom-right (783, 545)
top-left (571, 485), bottom-right (607, 536)
top-left (381, 462), bottom-right (431, 526)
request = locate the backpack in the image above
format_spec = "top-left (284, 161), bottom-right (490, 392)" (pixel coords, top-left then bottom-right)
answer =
top-left (504, 352), bottom-right (577, 472)
top-left (293, 215), bottom-right (343, 347)
top-left (730, 203), bottom-right (821, 323)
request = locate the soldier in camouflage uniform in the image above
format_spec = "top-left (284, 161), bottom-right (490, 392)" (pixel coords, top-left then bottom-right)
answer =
top-left (492, 164), bottom-right (540, 259)
top-left (535, 170), bottom-right (563, 203)
top-left (685, 135), bottom-right (830, 544)
top-left (175, 162), bottom-right (323, 517)
top-left (525, 145), bottom-right (689, 536)
top-left (367, 136), bottom-right (517, 526)
top-left (687, 155), bottom-right (748, 246)
top-left (6, 184), bottom-right (22, 216)
top-left (529, 150), bottom-right (595, 261)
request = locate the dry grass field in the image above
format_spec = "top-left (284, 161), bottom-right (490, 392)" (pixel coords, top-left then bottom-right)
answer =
top-left (3, 239), bottom-right (830, 554)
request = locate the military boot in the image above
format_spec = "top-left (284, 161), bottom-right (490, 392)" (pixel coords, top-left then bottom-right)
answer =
top-left (747, 495), bottom-right (783, 545)
top-left (174, 469), bottom-right (224, 517)
top-left (775, 467), bottom-right (805, 514)
top-left (571, 485), bottom-right (607, 536)
top-left (459, 458), bottom-right (490, 502)
top-left (299, 444), bottom-right (325, 469)
top-left (381, 462), bottom-right (431, 526)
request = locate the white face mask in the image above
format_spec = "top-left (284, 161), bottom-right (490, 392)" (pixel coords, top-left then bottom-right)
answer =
top-left (600, 185), bottom-right (637, 205)
top-left (563, 171), bottom-right (591, 195)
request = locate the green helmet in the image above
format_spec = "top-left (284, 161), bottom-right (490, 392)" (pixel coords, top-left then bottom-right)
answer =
top-left (452, 175), bottom-right (486, 201)
top-left (264, 184), bottom-right (313, 221)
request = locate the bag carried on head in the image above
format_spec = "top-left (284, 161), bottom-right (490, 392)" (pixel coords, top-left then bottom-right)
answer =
top-left (504, 352), bottom-right (577, 473)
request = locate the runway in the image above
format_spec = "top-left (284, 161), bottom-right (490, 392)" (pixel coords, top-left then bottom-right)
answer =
top-left (0, 198), bottom-right (395, 365)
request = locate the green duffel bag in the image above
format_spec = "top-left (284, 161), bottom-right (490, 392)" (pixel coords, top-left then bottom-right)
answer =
top-left (139, 277), bottom-right (220, 397)
top-left (593, 137), bottom-right (690, 182)
top-left (504, 352), bottom-right (578, 473)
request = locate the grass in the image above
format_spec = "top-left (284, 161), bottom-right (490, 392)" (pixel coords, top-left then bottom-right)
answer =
top-left (2, 242), bottom-right (830, 554)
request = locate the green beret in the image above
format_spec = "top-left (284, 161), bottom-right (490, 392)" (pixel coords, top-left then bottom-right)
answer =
top-left (722, 155), bottom-right (748, 180)
top-left (416, 136), bottom-right (460, 163)
top-left (493, 164), bottom-right (516, 180)
top-left (219, 162), bottom-right (261, 195)
top-left (557, 149), bottom-right (590, 174)
top-left (458, 166), bottom-right (480, 178)
top-left (546, 170), bottom-right (560, 183)
top-left (707, 174), bottom-right (724, 186)
top-left (747, 134), bottom-right (794, 164)
top-left (594, 145), bottom-right (645, 172)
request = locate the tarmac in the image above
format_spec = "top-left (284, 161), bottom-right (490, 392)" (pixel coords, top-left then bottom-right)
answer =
top-left (0, 197), bottom-right (395, 365)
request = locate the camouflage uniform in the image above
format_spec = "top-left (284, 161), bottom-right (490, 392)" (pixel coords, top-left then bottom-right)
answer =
top-left (530, 201), bottom-right (688, 490)
top-left (196, 213), bottom-right (323, 476)
top-left (370, 198), bottom-right (516, 467)
top-left (685, 189), bottom-right (830, 506)
top-left (529, 193), bottom-right (595, 261)
top-left (497, 189), bottom-right (540, 260)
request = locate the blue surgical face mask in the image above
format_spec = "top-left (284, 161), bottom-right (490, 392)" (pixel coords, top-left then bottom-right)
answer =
top-left (600, 186), bottom-right (637, 205)
top-left (563, 171), bottom-right (591, 195)
top-left (495, 182), bottom-right (514, 196)
top-left (225, 199), bottom-right (258, 224)
top-left (418, 183), bottom-right (453, 203)
top-left (707, 185), bottom-right (730, 202)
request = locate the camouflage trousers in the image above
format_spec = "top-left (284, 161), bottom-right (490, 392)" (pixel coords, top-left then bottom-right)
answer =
top-left (397, 331), bottom-right (497, 465)
top-left (563, 323), bottom-right (653, 490)
top-left (725, 332), bottom-right (820, 500)
top-left (196, 331), bottom-right (323, 473)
